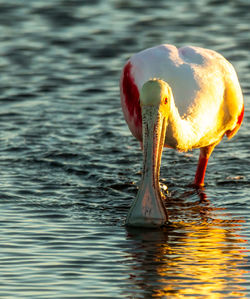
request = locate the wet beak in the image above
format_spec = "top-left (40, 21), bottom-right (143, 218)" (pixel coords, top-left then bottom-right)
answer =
top-left (125, 104), bottom-right (169, 227)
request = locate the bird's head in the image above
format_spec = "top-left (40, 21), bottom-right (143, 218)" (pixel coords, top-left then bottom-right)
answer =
top-left (140, 79), bottom-right (171, 117)
top-left (126, 79), bottom-right (171, 227)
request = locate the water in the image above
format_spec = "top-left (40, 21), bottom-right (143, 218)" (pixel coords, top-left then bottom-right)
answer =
top-left (0, 0), bottom-right (249, 297)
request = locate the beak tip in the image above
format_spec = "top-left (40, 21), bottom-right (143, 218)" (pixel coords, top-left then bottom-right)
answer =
top-left (125, 217), bottom-right (169, 228)
top-left (125, 192), bottom-right (168, 228)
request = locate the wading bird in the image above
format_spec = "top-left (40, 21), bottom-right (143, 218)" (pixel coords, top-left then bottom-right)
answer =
top-left (120, 44), bottom-right (244, 227)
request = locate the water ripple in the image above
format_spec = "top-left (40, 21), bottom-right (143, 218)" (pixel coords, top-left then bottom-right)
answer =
top-left (0, 0), bottom-right (249, 298)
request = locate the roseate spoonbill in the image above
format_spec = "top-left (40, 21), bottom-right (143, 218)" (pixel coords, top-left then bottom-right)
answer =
top-left (120, 44), bottom-right (244, 227)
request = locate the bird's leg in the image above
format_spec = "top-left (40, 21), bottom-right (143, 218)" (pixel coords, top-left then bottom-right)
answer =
top-left (193, 144), bottom-right (216, 188)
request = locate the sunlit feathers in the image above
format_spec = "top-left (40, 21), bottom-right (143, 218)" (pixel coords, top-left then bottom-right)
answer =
top-left (120, 44), bottom-right (244, 152)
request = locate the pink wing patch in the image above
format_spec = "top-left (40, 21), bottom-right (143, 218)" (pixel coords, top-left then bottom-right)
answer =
top-left (226, 105), bottom-right (244, 139)
top-left (121, 62), bottom-right (142, 139)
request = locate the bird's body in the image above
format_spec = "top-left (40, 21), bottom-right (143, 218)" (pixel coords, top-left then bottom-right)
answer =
top-left (120, 44), bottom-right (244, 227)
top-left (121, 44), bottom-right (244, 151)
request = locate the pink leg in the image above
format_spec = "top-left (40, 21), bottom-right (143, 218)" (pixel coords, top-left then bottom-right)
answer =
top-left (193, 145), bottom-right (215, 188)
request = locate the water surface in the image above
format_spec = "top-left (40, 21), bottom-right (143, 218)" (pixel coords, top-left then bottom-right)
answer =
top-left (0, 0), bottom-right (249, 298)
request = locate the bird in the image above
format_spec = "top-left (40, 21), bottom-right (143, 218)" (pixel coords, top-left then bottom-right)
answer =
top-left (120, 44), bottom-right (244, 228)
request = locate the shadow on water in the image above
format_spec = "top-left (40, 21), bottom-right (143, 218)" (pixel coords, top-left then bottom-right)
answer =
top-left (124, 190), bottom-right (249, 298)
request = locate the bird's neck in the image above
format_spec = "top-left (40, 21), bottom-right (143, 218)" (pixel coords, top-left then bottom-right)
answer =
top-left (166, 97), bottom-right (198, 151)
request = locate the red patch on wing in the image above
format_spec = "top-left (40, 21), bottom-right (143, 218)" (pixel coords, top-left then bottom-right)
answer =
top-left (122, 62), bottom-right (142, 128)
top-left (226, 104), bottom-right (244, 139)
top-left (237, 104), bottom-right (244, 126)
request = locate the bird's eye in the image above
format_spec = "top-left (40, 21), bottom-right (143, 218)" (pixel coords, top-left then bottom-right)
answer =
top-left (164, 97), bottom-right (168, 104)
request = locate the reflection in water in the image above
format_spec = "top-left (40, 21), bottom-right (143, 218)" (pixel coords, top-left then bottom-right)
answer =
top-left (125, 191), bottom-right (248, 298)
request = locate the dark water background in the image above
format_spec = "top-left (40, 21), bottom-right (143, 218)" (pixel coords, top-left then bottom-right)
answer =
top-left (0, 0), bottom-right (249, 298)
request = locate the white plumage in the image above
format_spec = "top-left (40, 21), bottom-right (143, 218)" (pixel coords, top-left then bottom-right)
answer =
top-left (123, 44), bottom-right (243, 150)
